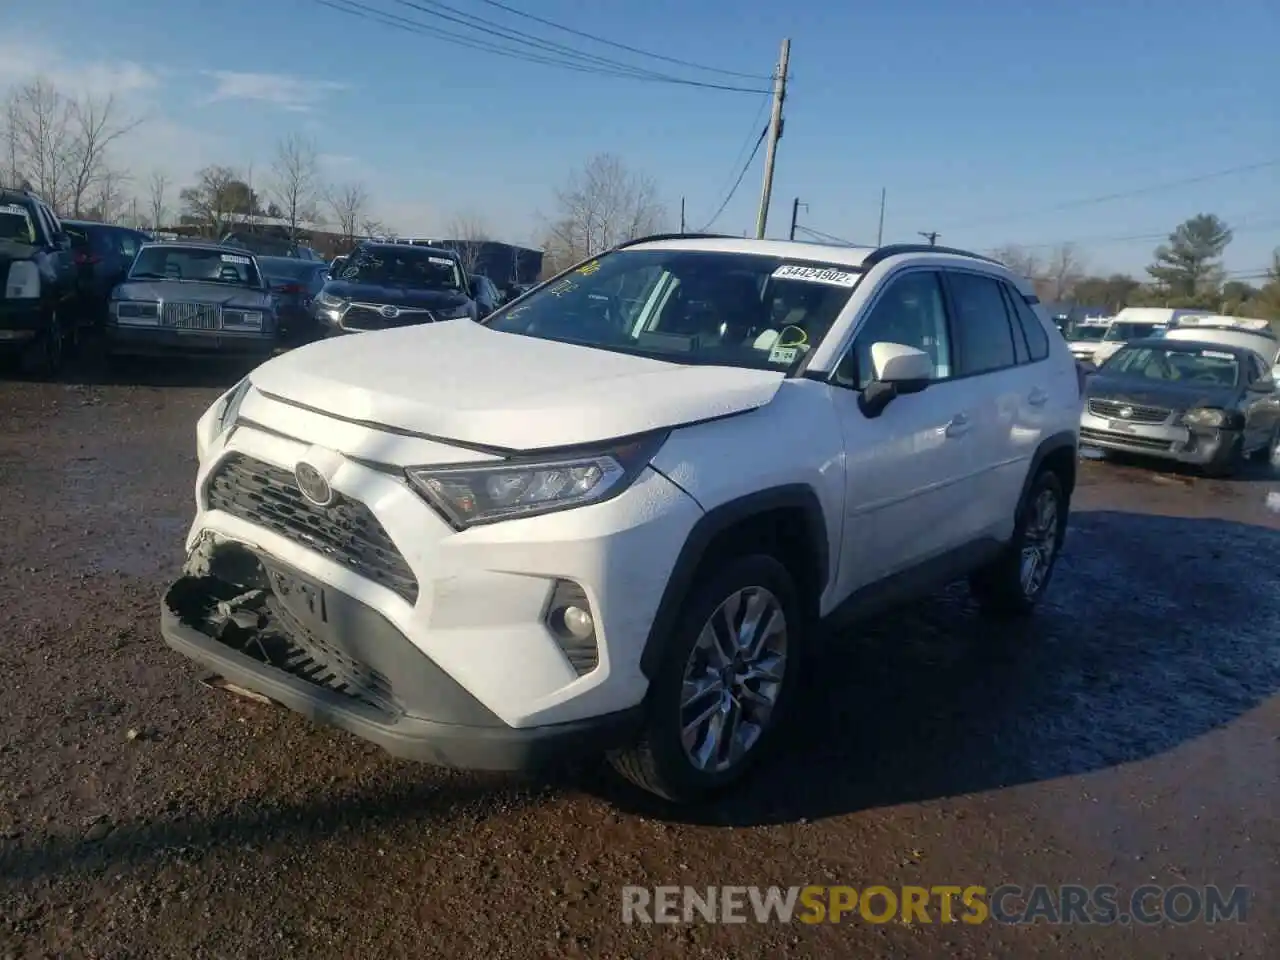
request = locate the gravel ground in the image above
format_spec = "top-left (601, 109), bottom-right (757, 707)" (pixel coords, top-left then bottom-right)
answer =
top-left (0, 357), bottom-right (1276, 959)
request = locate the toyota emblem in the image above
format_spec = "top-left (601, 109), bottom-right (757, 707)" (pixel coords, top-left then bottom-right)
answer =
top-left (1117, 405), bottom-right (1134, 419)
top-left (379, 304), bottom-right (399, 319)
top-left (294, 462), bottom-right (333, 506)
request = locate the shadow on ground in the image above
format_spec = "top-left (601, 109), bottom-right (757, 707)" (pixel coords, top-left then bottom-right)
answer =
top-left (591, 510), bottom-right (1280, 825)
top-left (1083, 446), bottom-right (1278, 483)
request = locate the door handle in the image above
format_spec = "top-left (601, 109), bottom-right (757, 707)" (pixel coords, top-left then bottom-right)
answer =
top-left (945, 413), bottom-right (971, 438)
top-left (1029, 388), bottom-right (1049, 406)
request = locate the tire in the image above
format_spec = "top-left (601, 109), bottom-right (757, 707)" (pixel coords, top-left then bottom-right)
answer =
top-left (21, 308), bottom-right (66, 379)
top-left (1249, 425), bottom-right (1278, 464)
top-left (609, 554), bottom-right (805, 803)
top-left (970, 469), bottom-right (1067, 618)
top-left (1204, 436), bottom-right (1244, 478)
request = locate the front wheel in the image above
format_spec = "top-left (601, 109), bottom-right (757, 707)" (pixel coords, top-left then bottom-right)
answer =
top-left (21, 308), bottom-right (66, 379)
top-left (970, 469), bottom-right (1067, 618)
top-left (609, 554), bottom-right (805, 803)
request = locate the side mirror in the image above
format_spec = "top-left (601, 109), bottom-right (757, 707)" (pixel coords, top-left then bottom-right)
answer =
top-left (859, 342), bottom-right (933, 418)
top-left (871, 341), bottom-right (933, 386)
top-left (1250, 376), bottom-right (1275, 394)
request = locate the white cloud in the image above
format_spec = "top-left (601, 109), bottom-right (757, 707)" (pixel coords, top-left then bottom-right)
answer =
top-left (0, 37), bottom-right (158, 99)
top-left (202, 71), bottom-right (348, 112)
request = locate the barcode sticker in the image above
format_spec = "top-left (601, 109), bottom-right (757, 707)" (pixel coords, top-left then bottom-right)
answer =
top-left (1201, 350), bottom-right (1235, 360)
top-left (0, 204), bottom-right (28, 215)
top-left (772, 264), bottom-right (859, 287)
top-left (220, 254), bottom-right (251, 265)
top-left (428, 256), bottom-right (454, 265)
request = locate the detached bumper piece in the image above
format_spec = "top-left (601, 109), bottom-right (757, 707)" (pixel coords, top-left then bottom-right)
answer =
top-left (160, 540), bottom-right (640, 771)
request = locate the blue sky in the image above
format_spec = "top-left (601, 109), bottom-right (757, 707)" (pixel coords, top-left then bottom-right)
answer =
top-left (3, 0), bottom-right (1277, 277)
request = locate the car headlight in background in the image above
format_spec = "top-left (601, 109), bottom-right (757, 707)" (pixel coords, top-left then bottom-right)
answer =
top-left (1182, 408), bottom-right (1226, 428)
top-left (5, 261), bottom-right (41, 299)
top-left (223, 309), bottom-right (264, 330)
top-left (405, 431), bottom-right (669, 528)
top-left (316, 291), bottom-right (346, 310)
top-left (112, 300), bottom-right (160, 325)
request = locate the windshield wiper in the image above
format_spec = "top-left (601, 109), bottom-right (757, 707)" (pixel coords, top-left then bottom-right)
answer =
top-left (129, 271), bottom-right (168, 279)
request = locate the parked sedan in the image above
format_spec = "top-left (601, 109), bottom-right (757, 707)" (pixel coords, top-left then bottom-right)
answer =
top-left (1080, 337), bottom-right (1280, 476)
top-left (105, 242), bottom-right (280, 361)
top-left (257, 256), bottom-right (329, 344)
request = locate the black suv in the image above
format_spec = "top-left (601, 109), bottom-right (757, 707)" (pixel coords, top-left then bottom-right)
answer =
top-left (0, 187), bottom-right (78, 376)
top-left (63, 220), bottom-right (151, 329)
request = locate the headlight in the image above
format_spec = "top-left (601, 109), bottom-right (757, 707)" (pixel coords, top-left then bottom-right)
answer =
top-left (5, 261), bottom-right (40, 299)
top-left (1182, 407), bottom-right (1226, 428)
top-left (224, 309), bottom-right (263, 330)
top-left (317, 291), bottom-right (346, 309)
top-left (113, 300), bottom-right (160, 325)
top-left (405, 431), bottom-right (669, 528)
top-left (217, 378), bottom-right (251, 433)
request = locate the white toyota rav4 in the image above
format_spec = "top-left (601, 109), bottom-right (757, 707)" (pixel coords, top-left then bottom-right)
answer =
top-left (162, 235), bottom-right (1082, 802)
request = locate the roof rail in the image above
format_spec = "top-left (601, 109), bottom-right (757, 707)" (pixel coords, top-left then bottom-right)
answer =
top-left (611, 231), bottom-right (736, 251)
top-left (861, 243), bottom-right (1005, 269)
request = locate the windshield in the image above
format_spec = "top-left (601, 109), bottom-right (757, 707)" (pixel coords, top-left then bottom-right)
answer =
top-left (339, 247), bottom-right (463, 291)
top-left (484, 249), bottom-right (862, 371)
top-left (257, 257), bottom-right (321, 284)
top-left (1104, 321), bottom-right (1167, 341)
top-left (0, 202), bottom-right (36, 244)
top-left (129, 246), bottom-right (263, 287)
top-left (1070, 323), bottom-right (1109, 343)
top-left (1102, 344), bottom-right (1240, 386)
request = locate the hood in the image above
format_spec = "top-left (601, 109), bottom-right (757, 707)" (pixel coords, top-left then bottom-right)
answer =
top-left (1086, 373), bottom-right (1239, 411)
top-left (325, 280), bottom-right (471, 311)
top-left (114, 280), bottom-right (272, 309)
top-left (248, 319), bottom-right (784, 450)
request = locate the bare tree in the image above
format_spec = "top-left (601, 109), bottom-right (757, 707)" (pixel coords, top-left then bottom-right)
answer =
top-left (3, 79), bottom-right (75, 210)
top-left (179, 165), bottom-right (241, 236)
top-left (445, 210), bottom-right (490, 276)
top-left (326, 181), bottom-right (369, 245)
top-left (65, 93), bottom-right (141, 217)
top-left (360, 217), bottom-right (392, 240)
top-left (147, 170), bottom-right (170, 229)
top-left (90, 166), bottom-right (131, 222)
top-left (543, 153), bottom-right (665, 271)
top-left (1042, 243), bottom-right (1085, 302)
top-left (990, 244), bottom-right (1042, 282)
top-left (269, 133), bottom-right (320, 242)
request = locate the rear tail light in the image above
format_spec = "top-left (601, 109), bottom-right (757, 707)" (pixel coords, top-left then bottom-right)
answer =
top-left (74, 252), bottom-right (101, 265)
top-left (274, 282), bottom-right (303, 294)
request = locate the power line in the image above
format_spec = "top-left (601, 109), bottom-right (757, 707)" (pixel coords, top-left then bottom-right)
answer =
top-left (793, 224), bottom-right (863, 246)
top-left (701, 127), bottom-right (767, 230)
top-left (1011, 215), bottom-right (1280, 250)
top-left (941, 158), bottom-right (1280, 232)
top-left (315, 0), bottom-right (770, 92)
top-left (472, 0), bottom-right (771, 80)
top-left (700, 91), bottom-right (770, 222)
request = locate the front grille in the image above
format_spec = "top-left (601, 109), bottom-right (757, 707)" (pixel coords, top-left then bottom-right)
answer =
top-left (205, 453), bottom-right (419, 604)
top-left (1080, 427), bottom-right (1174, 451)
top-left (1087, 398), bottom-right (1171, 424)
top-left (162, 302), bottom-right (222, 330)
top-left (342, 304), bottom-right (434, 331)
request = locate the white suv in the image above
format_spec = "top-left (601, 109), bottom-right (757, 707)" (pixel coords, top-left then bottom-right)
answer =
top-left (162, 235), bottom-right (1082, 802)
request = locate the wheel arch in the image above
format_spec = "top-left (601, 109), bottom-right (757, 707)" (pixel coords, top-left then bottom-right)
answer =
top-left (1022, 430), bottom-right (1078, 506)
top-left (639, 483), bottom-right (830, 679)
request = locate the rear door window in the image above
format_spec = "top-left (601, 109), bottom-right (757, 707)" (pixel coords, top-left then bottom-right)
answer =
top-left (945, 271), bottom-right (1018, 376)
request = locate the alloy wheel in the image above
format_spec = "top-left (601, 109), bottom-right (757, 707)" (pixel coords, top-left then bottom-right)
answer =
top-left (1019, 488), bottom-right (1060, 598)
top-left (678, 586), bottom-right (788, 774)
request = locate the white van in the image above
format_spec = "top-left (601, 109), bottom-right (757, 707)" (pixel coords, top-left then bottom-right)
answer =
top-left (1090, 307), bottom-right (1212, 364)
top-left (1066, 316), bottom-right (1112, 363)
top-left (1163, 315), bottom-right (1280, 379)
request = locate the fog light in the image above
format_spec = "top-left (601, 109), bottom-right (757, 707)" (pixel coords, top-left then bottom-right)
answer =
top-left (545, 579), bottom-right (599, 676)
top-left (562, 605), bottom-right (594, 639)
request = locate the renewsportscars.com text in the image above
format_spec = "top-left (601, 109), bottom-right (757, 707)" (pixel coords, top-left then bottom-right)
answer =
top-left (621, 884), bottom-right (1250, 926)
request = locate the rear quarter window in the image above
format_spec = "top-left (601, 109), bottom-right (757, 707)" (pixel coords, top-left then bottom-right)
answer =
top-left (1002, 284), bottom-right (1051, 362)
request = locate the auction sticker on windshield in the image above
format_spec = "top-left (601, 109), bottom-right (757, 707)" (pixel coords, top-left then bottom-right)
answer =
top-left (428, 257), bottom-right (453, 266)
top-left (772, 264), bottom-right (859, 287)
top-left (1201, 350), bottom-right (1235, 360)
top-left (0, 203), bottom-right (29, 216)
top-left (220, 254), bottom-right (251, 265)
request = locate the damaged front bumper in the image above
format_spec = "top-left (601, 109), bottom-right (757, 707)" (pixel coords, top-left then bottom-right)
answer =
top-left (160, 535), bottom-right (641, 771)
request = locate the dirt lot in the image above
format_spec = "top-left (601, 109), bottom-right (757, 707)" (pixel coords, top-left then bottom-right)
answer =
top-left (0, 358), bottom-right (1276, 959)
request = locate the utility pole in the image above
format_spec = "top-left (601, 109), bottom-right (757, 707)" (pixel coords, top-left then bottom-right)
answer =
top-left (754, 38), bottom-right (791, 239)
top-left (876, 188), bottom-right (886, 246)
top-left (679, 197), bottom-right (686, 233)
top-left (788, 197), bottom-right (807, 241)
top-left (918, 230), bottom-right (939, 246)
